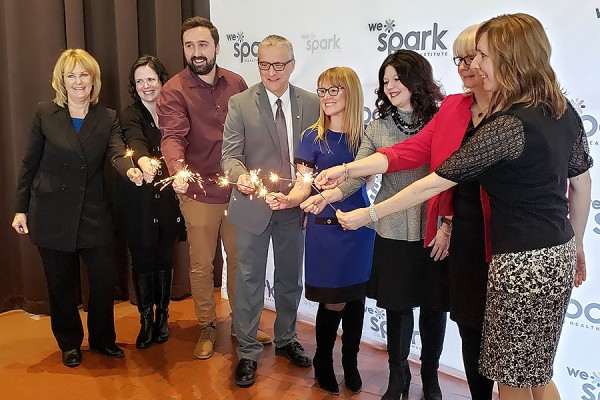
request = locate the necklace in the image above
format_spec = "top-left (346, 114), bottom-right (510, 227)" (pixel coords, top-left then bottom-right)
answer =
top-left (390, 109), bottom-right (424, 134)
top-left (473, 102), bottom-right (488, 118)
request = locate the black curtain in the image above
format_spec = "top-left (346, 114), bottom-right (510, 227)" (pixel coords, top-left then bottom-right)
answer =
top-left (0, 0), bottom-right (211, 314)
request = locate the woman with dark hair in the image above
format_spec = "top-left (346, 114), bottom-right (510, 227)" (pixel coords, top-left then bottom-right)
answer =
top-left (113, 55), bottom-right (184, 349)
top-left (329, 13), bottom-right (592, 400)
top-left (302, 50), bottom-right (446, 400)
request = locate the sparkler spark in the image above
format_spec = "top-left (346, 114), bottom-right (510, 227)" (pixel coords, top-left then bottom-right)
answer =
top-left (124, 148), bottom-right (136, 169)
top-left (154, 164), bottom-right (205, 194)
top-left (149, 157), bottom-right (162, 170)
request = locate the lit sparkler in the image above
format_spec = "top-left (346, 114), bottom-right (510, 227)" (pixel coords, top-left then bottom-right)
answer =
top-left (155, 164), bottom-right (205, 193)
top-left (213, 171), bottom-right (269, 199)
top-left (149, 157), bottom-right (162, 170)
top-left (283, 160), bottom-right (337, 212)
top-left (124, 148), bottom-right (136, 169)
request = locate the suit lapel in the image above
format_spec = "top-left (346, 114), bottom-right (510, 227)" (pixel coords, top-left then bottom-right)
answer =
top-left (77, 104), bottom-right (99, 155)
top-left (57, 106), bottom-right (85, 159)
top-left (256, 83), bottom-right (282, 153)
top-left (289, 85), bottom-right (303, 146)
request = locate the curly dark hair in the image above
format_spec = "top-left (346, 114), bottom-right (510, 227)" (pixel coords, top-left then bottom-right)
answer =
top-left (128, 55), bottom-right (169, 102)
top-left (374, 50), bottom-right (444, 123)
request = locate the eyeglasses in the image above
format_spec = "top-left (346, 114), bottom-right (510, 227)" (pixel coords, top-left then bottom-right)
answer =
top-left (258, 59), bottom-right (293, 71)
top-left (453, 55), bottom-right (475, 66)
top-left (316, 87), bottom-right (344, 97)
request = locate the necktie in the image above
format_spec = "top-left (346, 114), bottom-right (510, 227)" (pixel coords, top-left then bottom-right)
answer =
top-left (275, 99), bottom-right (291, 192)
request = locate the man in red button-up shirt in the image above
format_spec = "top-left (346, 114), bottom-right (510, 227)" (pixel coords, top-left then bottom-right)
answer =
top-left (157, 16), bottom-right (270, 361)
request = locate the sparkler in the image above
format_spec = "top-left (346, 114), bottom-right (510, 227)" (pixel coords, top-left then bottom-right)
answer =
top-left (282, 160), bottom-right (337, 212)
top-left (213, 170), bottom-right (269, 199)
top-left (149, 157), bottom-right (162, 170)
top-left (124, 148), bottom-right (136, 169)
top-left (154, 163), bottom-right (205, 193)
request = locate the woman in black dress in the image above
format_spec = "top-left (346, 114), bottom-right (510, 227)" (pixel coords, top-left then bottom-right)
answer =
top-left (113, 56), bottom-right (184, 349)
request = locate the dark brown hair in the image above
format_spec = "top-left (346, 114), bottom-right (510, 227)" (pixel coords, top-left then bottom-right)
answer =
top-left (181, 16), bottom-right (219, 45)
top-left (128, 55), bottom-right (169, 102)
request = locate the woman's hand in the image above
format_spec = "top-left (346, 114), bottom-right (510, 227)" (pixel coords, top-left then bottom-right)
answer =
top-left (315, 165), bottom-right (346, 190)
top-left (137, 156), bottom-right (157, 183)
top-left (337, 208), bottom-right (370, 230)
top-left (574, 246), bottom-right (587, 288)
top-left (127, 167), bottom-right (144, 186)
top-left (265, 192), bottom-right (290, 210)
top-left (300, 194), bottom-right (326, 214)
top-left (172, 176), bottom-right (189, 194)
top-left (428, 228), bottom-right (450, 261)
top-left (12, 213), bottom-right (29, 234)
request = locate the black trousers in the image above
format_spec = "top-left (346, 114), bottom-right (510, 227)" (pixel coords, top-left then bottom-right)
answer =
top-left (457, 323), bottom-right (494, 400)
top-left (38, 243), bottom-right (117, 351)
top-left (128, 225), bottom-right (178, 275)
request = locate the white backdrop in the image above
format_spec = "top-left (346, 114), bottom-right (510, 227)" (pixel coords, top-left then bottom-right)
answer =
top-left (211, 1), bottom-right (600, 397)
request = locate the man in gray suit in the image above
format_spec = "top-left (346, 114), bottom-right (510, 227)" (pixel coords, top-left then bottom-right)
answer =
top-left (221, 35), bottom-right (320, 388)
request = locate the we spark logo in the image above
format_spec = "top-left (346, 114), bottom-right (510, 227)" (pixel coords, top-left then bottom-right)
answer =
top-left (226, 31), bottom-right (259, 63)
top-left (571, 98), bottom-right (599, 144)
top-left (300, 33), bottom-right (341, 53)
top-left (566, 366), bottom-right (600, 399)
top-left (367, 18), bottom-right (448, 56)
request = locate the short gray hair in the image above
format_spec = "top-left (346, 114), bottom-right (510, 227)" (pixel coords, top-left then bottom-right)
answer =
top-left (259, 35), bottom-right (294, 60)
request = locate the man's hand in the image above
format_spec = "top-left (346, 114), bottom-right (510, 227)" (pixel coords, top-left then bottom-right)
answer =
top-left (137, 156), bottom-right (157, 183)
top-left (237, 173), bottom-right (254, 195)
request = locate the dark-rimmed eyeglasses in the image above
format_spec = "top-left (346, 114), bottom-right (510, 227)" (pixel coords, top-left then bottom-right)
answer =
top-left (316, 87), bottom-right (344, 97)
top-left (453, 56), bottom-right (475, 66)
top-left (258, 59), bottom-right (293, 71)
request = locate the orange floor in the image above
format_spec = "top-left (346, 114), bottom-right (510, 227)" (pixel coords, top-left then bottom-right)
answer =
top-left (0, 292), bottom-right (484, 399)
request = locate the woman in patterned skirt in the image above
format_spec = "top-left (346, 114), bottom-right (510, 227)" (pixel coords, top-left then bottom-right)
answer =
top-left (324, 13), bottom-right (593, 400)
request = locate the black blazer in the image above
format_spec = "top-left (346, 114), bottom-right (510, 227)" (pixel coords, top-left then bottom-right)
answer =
top-left (113, 102), bottom-right (184, 245)
top-left (15, 102), bottom-right (124, 251)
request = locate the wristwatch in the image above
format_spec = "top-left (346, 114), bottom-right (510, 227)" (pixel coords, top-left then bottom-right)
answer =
top-left (369, 204), bottom-right (378, 223)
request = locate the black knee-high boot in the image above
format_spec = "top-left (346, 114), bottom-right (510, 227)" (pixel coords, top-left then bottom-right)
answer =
top-left (341, 299), bottom-right (365, 393)
top-left (382, 310), bottom-right (414, 400)
top-left (419, 309), bottom-right (447, 400)
top-left (313, 303), bottom-right (343, 394)
top-left (458, 324), bottom-right (494, 400)
top-left (133, 272), bottom-right (155, 349)
top-left (153, 270), bottom-right (172, 343)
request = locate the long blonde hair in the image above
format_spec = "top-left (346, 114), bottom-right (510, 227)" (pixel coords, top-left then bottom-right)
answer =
top-left (476, 13), bottom-right (566, 118)
top-left (308, 67), bottom-right (364, 154)
top-left (52, 49), bottom-right (101, 107)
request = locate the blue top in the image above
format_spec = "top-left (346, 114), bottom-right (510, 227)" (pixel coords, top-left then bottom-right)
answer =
top-left (71, 118), bottom-right (84, 133)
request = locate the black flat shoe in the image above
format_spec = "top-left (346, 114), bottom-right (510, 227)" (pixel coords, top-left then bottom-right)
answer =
top-left (234, 358), bottom-right (257, 387)
top-left (275, 341), bottom-right (312, 367)
top-left (89, 343), bottom-right (125, 358)
top-left (62, 349), bottom-right (82, 367)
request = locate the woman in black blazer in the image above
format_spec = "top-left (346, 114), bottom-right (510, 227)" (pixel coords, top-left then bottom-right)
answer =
top-left (12, 49), bottom-right (125, 367)
top-left (113, 56), bottom-right (184, 349)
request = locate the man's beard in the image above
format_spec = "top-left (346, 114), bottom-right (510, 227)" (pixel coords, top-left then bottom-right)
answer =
top-left (187, 55), bottom-right (216, 76)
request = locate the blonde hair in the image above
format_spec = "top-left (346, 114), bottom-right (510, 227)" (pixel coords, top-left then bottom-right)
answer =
top-left (453, 24), bottom-right (479, 57)
top-left (52, 49), bottom-right (101, 107)
top-left (308, 67), bottom-right (364, 154)
top-left (476, 13), bottom-right (566, 118)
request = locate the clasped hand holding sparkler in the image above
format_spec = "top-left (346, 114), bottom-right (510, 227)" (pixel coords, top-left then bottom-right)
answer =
top-left (123, 148), bottom-right (161, 187)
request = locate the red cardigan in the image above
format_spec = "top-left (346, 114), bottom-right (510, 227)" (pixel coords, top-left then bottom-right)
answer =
top-left (377, 93), bottom-right (492, 260)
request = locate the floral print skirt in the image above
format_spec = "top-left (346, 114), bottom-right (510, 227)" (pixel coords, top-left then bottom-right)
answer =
top-left (480, 237), bottom-right (576, 387)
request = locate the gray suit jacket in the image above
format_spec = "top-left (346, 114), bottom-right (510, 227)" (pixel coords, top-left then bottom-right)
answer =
top-left (221, 83), bottom-right (320, 235)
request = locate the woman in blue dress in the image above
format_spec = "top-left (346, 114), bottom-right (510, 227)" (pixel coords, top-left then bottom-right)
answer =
top-left (266, 66), bottom-right (374, 395)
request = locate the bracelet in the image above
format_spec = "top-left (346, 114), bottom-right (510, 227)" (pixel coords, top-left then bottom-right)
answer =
top-left (441, 217), bottom-right (453, 226)
top-left (368, 204), bottom-right (378, 223)
top-left (342, 163), bottom-right (349, 181)
top-left (439, 227), bottom-right (451, 236)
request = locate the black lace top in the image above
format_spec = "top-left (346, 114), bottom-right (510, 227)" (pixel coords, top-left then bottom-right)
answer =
top-left (436, 103), bottom-right (593, 254)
